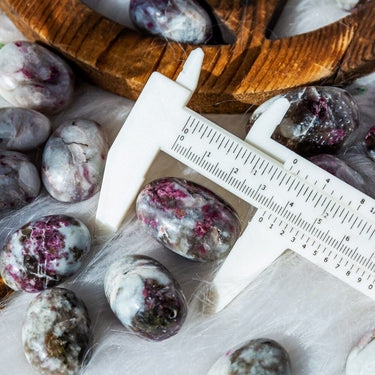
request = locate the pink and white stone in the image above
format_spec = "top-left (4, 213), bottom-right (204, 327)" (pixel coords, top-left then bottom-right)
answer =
top-left (136, 177), bottom-right (241, 262)
top-left (42, 119), bottom-right (109, 203)
top-left (0, 215), bottom-right (91, 292)
top-left (0, 41), bottom-right (75, 114)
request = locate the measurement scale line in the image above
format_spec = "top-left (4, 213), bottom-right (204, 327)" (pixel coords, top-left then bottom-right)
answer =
top-left (206, 128), bottom-right (212, 139)
top-left (191, 119), bottom-right (198, 133)
top-left (200, 125), bottom-right (208, 139)
top-left (198, 122), bottom-right (204, 133)
top-left (209, 130), bottom-right (216, 144)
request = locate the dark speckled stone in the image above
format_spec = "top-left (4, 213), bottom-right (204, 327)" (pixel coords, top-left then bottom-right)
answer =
top-left (0, 215), bottom-right (91, 292)
top-left (105, 255), bottom-right (187, 341)
top-left (208, 338), bottom-right (292, 375)
top-left (248, 86), bottom-right (359, 156)
top-left (0, 150), bottom-right (40, 211)
top-left (364, 126), bottom-right (375, 161)
top-left (136, 177), bottom-right (241, 262)
top-left (0, 41), bottom-right (75, 115)
top-left (22, 288), bottom-right (91, 375)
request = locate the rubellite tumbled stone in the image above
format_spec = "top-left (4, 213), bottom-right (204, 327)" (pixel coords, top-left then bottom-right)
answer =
top-left (105, 255), bottom-right (187, 341)
top-left (364, 126), bottom-right (375, 161)
top-left (248, 86), bottom-right (359, 156)
top-left (130, 0), bottom-right (212, 44)
top-left (22, 288), bottom-right (91, 375)
top-left (0, 150), bottom-right (40, 211)
top-left (0, 41), bottom-right (75, 114)
top-left (42, 119), bottom-right (109, 203)
top-left (0, 107), bottom-right (51, 151)
top-left (309, 154), bottom-right (366, 192)
top-left (345, 329), bottom-right (375, 375)
top-left (207, 338), bottom-right (292, 375)
top-left (136, 177), bottom-right (241, 262)
top-left (0, 215), bottom-right (91, 292)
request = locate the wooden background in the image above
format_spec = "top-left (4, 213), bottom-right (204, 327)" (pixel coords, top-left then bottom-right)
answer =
top-left (0, 0), bottom-right (374, 112)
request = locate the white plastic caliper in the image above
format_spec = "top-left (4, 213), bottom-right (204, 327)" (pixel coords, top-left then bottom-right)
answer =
top-left (97, 48), bottom-right (375, 313)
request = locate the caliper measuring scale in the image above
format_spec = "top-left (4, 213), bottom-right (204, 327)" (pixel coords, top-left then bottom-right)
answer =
top-left (96, 48), bottom-right (375, 313)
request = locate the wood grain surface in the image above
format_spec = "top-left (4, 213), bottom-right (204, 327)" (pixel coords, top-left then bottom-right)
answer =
top-left (0, 0), bottom-right (374, 113)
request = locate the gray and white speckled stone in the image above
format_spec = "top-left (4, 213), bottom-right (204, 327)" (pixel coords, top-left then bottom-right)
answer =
top-left (0, 215), bottom-right (91, 292)
top-left (0, 150), bottom-right (40, 211)
top-left (207, 338), bottom-right (292, 375)
top-left (42, 119), bottom-right (108, 203)
top-left (105, 255), bottom-right (187, 341)
top-left (248, 86), bottom-right (359, 156)
top-left (22, 288), bottom-right (91, 375)
top-left (136, 177), bottom-right (241, 262)
top-left (0, 107), bottom-right (51, 151)
top-left (130, 0), bottom-right (212, 44)
top-left (0, 41), bottom-right (74, 114)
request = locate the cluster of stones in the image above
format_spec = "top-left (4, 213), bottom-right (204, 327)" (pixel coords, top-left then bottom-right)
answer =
top-left (0, 41), bottom-right (108, 212)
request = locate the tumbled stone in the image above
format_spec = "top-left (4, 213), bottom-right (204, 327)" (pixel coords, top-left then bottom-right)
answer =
top-left (0, 107), bottom-right (50, 151)
top-left (105, 255), bottom-right (187, 341)
top-left (364, 126), bottom-right (375, 161)
top-left (0, 215), bottom-right (91, 292)
top-left (248, 86), bottom-right (359, 156)
top-left (345, 329), bottom-right (375, 375)
top-left (207, 338), bottom-right (292, 375)
top-left (130, 0), bottom-right (212, 44)
top-left (42, 119), bottom-right (108, 203)
top-left (310, 154), bottom-right (366, 192)
top-left (0, 41), bottom-right (74, 114)
top-left (22, 288), bottom-right (91, 375)
top-left (136, 177), bottom-right (241, 262)
top-left (0, 150), bottom-right (40, 211)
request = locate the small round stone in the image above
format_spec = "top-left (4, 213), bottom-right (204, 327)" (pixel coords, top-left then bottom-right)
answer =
top-left (0, 150), bottom-right (40, 211)
top-left (42, 119), bottom-right (109, 203)
top-left (0, 107), bottom-right (51, 151)
top-left (0, 215), bottom-right (91, 292)
top-left (309, 154), bottom-right (366, 192)
top-left (248, 86), bottom-right (359, 156)
top-left (22, 288), bottom-right (91, 375)
top-left (364, 126), bottom-right (375, 161)
top-left (130, 0), bottom-right (212, 44)
top-left (207, 338), bottom-right (292, 375)
top-left (0, 41), bottom-right (75, 114)
top-left (104, 255), bottom-right (187, 341)
top-left (136, 177), bottom-right (241, 262)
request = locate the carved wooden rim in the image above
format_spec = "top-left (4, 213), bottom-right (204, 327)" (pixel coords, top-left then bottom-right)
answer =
top-left (0, 0), bottom-right (374, 112)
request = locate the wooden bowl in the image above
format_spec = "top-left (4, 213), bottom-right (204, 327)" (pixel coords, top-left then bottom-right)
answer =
top-left (0, 0), bottom-right (374, 113)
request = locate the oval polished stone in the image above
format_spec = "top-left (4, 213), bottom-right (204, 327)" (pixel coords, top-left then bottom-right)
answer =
top-left (42, 119), bottom-right (109, 203)
top-left (105, 255), bottom-right (187, 341)
top-left (248, 86), bottom-right (359, 156)
top-left (0, 215), bottom-right (91, 292)
top-left (0, 150), bottom-right (40, 211)
top-left (309, 154), bottom-right (366, 192)
top-left (207, 338), bottom-right (292, 375)
top-left (22, 288), bottom-right (91, 375)
top-left (345, 329), bottom-right (375, 375)
top-left (130, 0), bottom-right (212, 44)
top-left (0, 41), bottom-right (75, 114)
top-left (136, 177), bottom-right (241, 262)
top-left (0, 107), bottom-right (51, 151)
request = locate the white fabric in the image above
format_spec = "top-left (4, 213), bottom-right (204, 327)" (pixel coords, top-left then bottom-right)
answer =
top-left (0, 1), bottom-right (375, 374)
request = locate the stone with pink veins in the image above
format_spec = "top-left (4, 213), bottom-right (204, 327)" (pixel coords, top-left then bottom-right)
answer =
top-left (136, 177), bottom-right (241, 262)
top-left (42, 119), bottom-right (109, 203)
top-left (0, 215), bottom-right (91, 292)
top-left (0, 41), bottom-right (75, 115)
